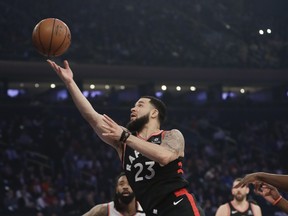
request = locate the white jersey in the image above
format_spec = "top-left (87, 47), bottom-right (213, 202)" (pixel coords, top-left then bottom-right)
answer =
top-left (107, 201), bottom-right (145, 216)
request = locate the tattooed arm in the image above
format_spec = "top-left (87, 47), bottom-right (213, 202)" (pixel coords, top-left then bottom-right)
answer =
top-left (125, 129), bottom-right (185, 166)
top-left (161, 129), bottom-right (185, 158)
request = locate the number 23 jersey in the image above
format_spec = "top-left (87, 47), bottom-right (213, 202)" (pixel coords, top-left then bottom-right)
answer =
top-left (122, 130), bottom-right (189, 212)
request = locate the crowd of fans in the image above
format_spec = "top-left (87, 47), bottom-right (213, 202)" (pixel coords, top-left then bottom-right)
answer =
top-left (1, 1), bottom-right (288, 215)
top-left (1, 94), bottom-right (288, 216)
top-left (1, 0), bottom-right (288, 68)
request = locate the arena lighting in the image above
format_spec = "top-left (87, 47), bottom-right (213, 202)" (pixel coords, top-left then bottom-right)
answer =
top-left (7, 89), bottom-right (20, 97)
top-left (176, 86), bottom-right (181, 91)
top-left (50, 83), bottom-right (56, 89)
top-left (90, 90), bottom-right (102, 97)
top-left (34, 83), bottom-right (40, 88)
top-left (259, 29), bottom-right (264, 35)
top-left (267, 29), bottom-right (272, 34)
top-left (120, 85), bottom-right (125, 90)
top-left (225, 24), bottom-right (231, 29)
top-left (90, 84), bottom-right (95, 89)
top-left (155, 91), bottom-right (163, 97)
top-left (56, 89), bottom-right (68, 100)
top-left (240, 88), bottom-right (245, 94)
top-left (222, 92), bottom-right (236, 100)
top-left (190, 86), bottom-right (196, 91)
top-left (105, 85), bottom-right (110, 90)
top-left (83, 91), bottom-right (89, 97)
top-left (161, 85), bottom-right (167, 91)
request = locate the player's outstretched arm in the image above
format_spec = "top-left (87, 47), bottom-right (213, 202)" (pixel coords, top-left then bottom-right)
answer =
top-left (102, 114), bottom-right (184, 165)
top-left (47, 60), bottom-right (122, 152)
top-left (234, 172), bottom-right (288, 192)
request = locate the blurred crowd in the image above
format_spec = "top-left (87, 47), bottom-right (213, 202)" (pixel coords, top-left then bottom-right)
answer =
top-left (1, 0), bottom-right (288, 68)
top-left (1, 95), bottom-right (288, 216)
top-left (1, 1), bottom-right (288, 215)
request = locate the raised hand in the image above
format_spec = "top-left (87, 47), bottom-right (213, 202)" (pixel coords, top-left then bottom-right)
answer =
top-left (102, 114), bottom-right (125, 142)
top-left (47, 60), bottom-right (73, 84)
top-left (254, 182), bottom-right (282, 204)
top-left (234, 173), bottom-right (260, 188)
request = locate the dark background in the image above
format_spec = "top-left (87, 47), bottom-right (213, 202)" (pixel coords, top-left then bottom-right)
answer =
top-left (1, 1), bottom-right (288, 216)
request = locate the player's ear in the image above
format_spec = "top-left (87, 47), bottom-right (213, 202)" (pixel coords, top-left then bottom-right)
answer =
top-left (245, 186), bottom-right (250, 195)
top-left (151, 109), bottom-right (159, 118)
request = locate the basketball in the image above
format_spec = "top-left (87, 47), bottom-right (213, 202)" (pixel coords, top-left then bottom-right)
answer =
top-left (32, 18), bottom-right (71, 57)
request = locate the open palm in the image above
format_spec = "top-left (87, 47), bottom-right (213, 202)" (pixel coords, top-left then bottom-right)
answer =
top-left (47, 60), bottom-right (73, 84)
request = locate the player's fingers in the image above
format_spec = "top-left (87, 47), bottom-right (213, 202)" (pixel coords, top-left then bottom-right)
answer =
top-left (103, 114), bottom-right (114, 122)
top-left (102, 124), bottom-right (113, 132)
top-left (64, 60), bottom-right (69, 69)
top-left (47, 59), bottom-right (56, 70)
top-left (102, 116), bottom-right (113, 127)
top-left (102, 131), bottom-right (111, 136)
top-left (254, 181), bottom-right (262, 191)
top-left (261, 183), bottom-right (276, 191)
top-left (56, 66), bottom-right (62, 74)
top-left (103, 114), bottom-right (117, 126)
top-left (49, 61), bottom-right (61, 74)
top-left (254, 189), bottom-right (263, 196)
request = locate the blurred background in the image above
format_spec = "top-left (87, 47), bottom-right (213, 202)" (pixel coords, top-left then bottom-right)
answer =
top-left (1, 0), bottom-right (288, 215)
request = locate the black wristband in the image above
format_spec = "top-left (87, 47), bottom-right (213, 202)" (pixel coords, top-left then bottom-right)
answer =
top-left (119, 130), bottom-right (131, 143)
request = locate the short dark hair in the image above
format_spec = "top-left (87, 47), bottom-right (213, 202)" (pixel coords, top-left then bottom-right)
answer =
top-left (141, 96), bottom-right (167, 124)
top-left (116, 171), bottom-right (126, 183)
top-left (234, 177), bottom-right (242, 182)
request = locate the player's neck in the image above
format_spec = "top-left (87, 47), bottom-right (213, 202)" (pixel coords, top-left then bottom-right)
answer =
top-left (138, 124), bottom-right (161, 139)
top-left (121, 200), bottom-right (137, 216)
top-left (231, 199), bottom-right (248, 209)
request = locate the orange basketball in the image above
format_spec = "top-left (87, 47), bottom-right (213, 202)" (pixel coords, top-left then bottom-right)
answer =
top-left (32, 18), bottom-right (71, 57)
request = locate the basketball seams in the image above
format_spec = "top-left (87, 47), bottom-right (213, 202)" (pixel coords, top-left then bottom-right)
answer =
top-left (48, 18), bottom-right (57, 57)
top-left (37, 22), bottom-right (46, 56)
top-left (32, 18), bottom-right (71, 57)
top-left (53, 22), bottom-right (70, 56)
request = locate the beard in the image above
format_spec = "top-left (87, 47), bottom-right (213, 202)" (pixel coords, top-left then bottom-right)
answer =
top-left (116, 191), bottom-right (135, 205)
top-left (234, 193), bottom-right (245, 202)
top-left (126, 114), bottom-right (149, 132)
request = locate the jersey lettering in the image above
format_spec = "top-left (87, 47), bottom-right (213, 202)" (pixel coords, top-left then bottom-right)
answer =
top-left (134, 163), bottom-right (144, 182)
top-left (145, 161), bottom-right (155, 179)
top-left (134, 161), bottom-right (155, 182)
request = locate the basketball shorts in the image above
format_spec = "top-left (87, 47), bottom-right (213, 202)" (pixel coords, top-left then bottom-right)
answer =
top-left (146, 188), bottom-right (205, 216)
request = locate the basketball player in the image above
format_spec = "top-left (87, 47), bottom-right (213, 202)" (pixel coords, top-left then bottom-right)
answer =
top-left (83, 172), bottom-right (145, 216)
top-left (234, 172), bottom-right (288, 213)
top-left (47, 59), bottom-right (205, 216)
top-left (215, 178), bottom-right (262, 216)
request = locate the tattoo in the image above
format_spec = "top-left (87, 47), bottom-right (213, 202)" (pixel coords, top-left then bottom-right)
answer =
top-left (161, 129), bottom-right (184, 156)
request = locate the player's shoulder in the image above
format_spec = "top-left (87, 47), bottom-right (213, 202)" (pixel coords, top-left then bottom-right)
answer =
top-left (163, 129), bottom-right (183, 137)
top-left (83, 203), bottom-right (109, 216)
top-left (249, 199), bottom-right (261, 207)
top-left (215, 202), bottom-right (230, 216)
top-left (219, 202), bottom-right (230, 209)
top-left (168, 128), bottom-right (182, 133)
top-left (250, 200), bottom-right (261, 210)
